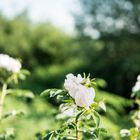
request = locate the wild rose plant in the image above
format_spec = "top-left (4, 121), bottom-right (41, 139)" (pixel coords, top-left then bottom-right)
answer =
top-left (120, 75), bottom-right (140, 139)
top-left (0, 54), bottom-right (34, 139)
top-left (40, 73), bottom-right (106, 140)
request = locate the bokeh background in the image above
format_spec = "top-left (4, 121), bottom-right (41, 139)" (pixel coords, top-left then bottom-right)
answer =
top-left (0, 0), bottom-right (140, 139)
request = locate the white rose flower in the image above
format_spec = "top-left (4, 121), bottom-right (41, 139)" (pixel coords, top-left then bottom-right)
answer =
top-left (64, 73), bottom-right (83, 98)
top-left (75, 85), bottom-right (95, 107)
top-left (0, 54), bottom-right (21, 73)
top-left (64, 73), bottom-right (96, 107)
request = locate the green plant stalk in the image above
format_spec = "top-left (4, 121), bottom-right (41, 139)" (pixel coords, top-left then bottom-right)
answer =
top-left (0, 83), bottom-right (7, 120)
top-left (76, 117), bottom-right (81, 140)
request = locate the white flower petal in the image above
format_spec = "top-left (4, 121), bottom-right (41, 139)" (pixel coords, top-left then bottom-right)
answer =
top-left (64, 73), bottom-right (84, 98)
top-left (75, 86), bottom-right (95, 107)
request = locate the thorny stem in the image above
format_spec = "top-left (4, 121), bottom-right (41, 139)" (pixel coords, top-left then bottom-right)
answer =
top-left (0, 83), bottom-right (7, 120)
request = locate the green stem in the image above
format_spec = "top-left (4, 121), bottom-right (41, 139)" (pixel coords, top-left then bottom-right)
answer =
top-left (0, 83), bottom-right (7, 120)
top-left (76, 117), bottom-right (81, 140)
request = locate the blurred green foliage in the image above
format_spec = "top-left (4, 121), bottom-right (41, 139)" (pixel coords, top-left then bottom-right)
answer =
top-left (0, 8), bottom-right (140, 97)
top-left (0, 13), bottom-right (85, 93)
top-left (0, 96), bottom-right (59, 140)
top-left (0, 89), bottom-right (133, 140)
top-left (0, 3), bottom-right (139, 138)
top-left (75, 0), bottom-right (140, 97)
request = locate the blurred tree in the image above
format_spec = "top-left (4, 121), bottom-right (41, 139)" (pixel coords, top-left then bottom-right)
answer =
top-left (74, 0), bottom-right (140, 97)
top-left (0, 13), bottom-right (84, 93)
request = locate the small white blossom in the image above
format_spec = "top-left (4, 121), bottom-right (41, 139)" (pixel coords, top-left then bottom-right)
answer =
top-left (132, 75), bottom-right (140, 93)
top-left (120, 129), bottom-right (130, 137)
top-left (0, 54), bottom-right (21, 73)
top-left (132, 81), bottom-right (140, 92)
top-left (137, 75), bottom-right (140, 81)
top-left (64, 73), bottom-right (95, 107)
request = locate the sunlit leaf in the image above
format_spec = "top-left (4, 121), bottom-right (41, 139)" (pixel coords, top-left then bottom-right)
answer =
top-left (90, 102), bottom-right (98, 109)
top-left (99, 101), bottom-right (106, 112)
top-left (91, 110), bottom-right (100, 128)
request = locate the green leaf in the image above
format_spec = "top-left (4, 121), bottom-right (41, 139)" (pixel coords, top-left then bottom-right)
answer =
top-left (95, 78), bottom-right (107, 88)
top-left (18, 69), bottom-right (30, 80)
top-left (91, 110), bottom-right (100, 127)
top-left (20, 69), bottom-right (30, 76)
top-left (99, 128), bottom-right (107, 133)
top-left (76, 110), bottom-right (85, 121)
top-left (63, 99), bottom-right (73, 103)
top-left (6, 89), bottom-right (34, 99)
top-left (56, 94), bottom-right (72, 103)
top-left (41, 89), bottom-right (65, 97)
top-left (43, 131), bottom-right (54, 140)
top-left (90, 102), bottom-right (98, 109)
top-left (99, 101), bottom-right (106, 112)
top-left (40, 89), bottom-right (51, 97)
top-left (67, 122), bottom-right (76, 129)
top-left (50, 89), bottom-right (64, 97)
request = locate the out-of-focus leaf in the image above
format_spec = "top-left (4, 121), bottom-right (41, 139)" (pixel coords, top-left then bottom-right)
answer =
top-left (99, 101), bottom-right (106, 112)
top-left (6, 89), bottom-right (34, 99)
top-left (99, 128), bottom-right (107, 133)
top-left (90, 102), bottom-right (98, 109)
top-left (18, 69), bottom-right (30, 80)
top-left (95, 79), bottom-right (107, 88)
top-left (5, 128), bottom-right (15, 139)
top-left (2, 110), bottom-right (24, 119)
top-left (67, 122), bottom-right (76, 129)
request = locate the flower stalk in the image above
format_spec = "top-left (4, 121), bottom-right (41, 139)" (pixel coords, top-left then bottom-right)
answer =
top-left (0, 83), bottom-right (7, 120)
top-left (76, 119), bottom-right (80, 140)
top-left (75, 114), bottom-right (81, 140)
